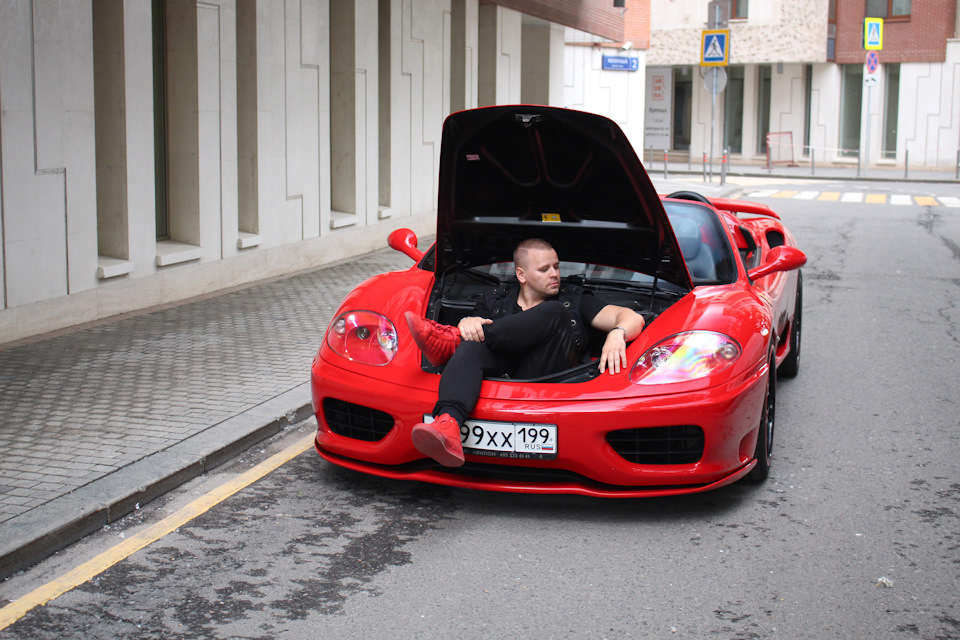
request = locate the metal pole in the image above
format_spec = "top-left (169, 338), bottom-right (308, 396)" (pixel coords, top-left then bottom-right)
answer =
top-left (710, 70), bottom-right (716, 182)
top-left (721, 147), bottom-right (728, 185)
top-left (864, 85), bottom-right (871, 179)
top-left (664, 149), bottom-right (668, 180)
top-left (811, 147), bottom-right (816, 176)
top-left (956, 149), bottom-right (959, 180)
top-left (702, 151), bottom-right (707, 182)
top-left (905, 149), bottom-right (909, 179)
top-left (856, 147), bottom-right (861, 178)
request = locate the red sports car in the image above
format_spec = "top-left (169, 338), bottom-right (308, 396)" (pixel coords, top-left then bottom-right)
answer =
top-left (311, 106), bottom-right (805, 498)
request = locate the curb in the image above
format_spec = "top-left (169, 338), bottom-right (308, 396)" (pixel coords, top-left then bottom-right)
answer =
top-left (661, 168), bottom-right (959, 184)
top-left (0, 385), bottom-right (314, 581)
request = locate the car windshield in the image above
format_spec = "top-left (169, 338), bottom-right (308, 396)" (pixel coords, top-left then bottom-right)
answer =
top-left (663, 201), bottom-right (738, 284)
top-left (473, 261), bottom-right (659, 285)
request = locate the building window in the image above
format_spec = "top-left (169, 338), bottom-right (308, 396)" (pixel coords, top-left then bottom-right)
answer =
top-left (866, 0), bottom-right (910, 18)
top-left (732, 0), bottom-right (748, 19)
top-left (839, 64), bottom-right (863, 157)
top-left (756, 65), bottom-right (771, 155)
top-left (673, 68), bottom-right (692, 152)
top-left (882, 64), bottom-right (900, 159)
top-left (152, 0), bottom-right (169, 239)
top-left (724, 66), bottom-right (744, 155)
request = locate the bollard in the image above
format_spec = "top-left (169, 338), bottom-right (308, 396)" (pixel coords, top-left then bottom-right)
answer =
top-left (664, 149), bottom-right (668, 180)
top-left (720, 148), bottom-right (728, 185)
top-left (905, 149), bottom-right (909, 179)
top-left (856, 149), bottom-right (861, 178)
top-left (702, 151), bottom-right (707, 182)
top-left (811, 148), bottom-right (816, 176)
top-left (956, 149), bottom-right (959, 180)
top-left (687, 150), bottom-right (692, 171)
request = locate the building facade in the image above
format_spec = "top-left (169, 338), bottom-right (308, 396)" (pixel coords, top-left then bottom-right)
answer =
top-left (0, 0), bottom-right (626, 344)
top-left (644, 0), bottom-right (960, 170)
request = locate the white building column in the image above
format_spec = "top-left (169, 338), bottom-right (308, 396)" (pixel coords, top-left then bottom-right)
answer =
top-left (330, 0), bottom-right (379, 228)
top-left (478, 3), bottom-right (521, 106)
top-left (521, 20), bottom-right (564, 106)
top-left (450, 0), bottom-right (479, 112)
top-left (0, 0), bottom-right (98, 312)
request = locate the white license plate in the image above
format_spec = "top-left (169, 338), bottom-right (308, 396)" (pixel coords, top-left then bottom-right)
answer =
top-left (424, 416), bottom-right (558, 460)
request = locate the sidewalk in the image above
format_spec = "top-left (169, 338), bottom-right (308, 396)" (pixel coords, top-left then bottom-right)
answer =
top-left (648, 157), bottom-right (959, 184)
top-left (0, 171), bottom-right (896, 580)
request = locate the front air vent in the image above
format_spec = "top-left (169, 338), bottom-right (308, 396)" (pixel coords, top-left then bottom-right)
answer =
top-left (323, 398), bottom-right (394, 442)
top-left (606, 425), bottom-right (704, 465)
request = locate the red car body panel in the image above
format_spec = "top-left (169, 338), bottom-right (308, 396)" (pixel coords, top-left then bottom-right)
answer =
top-left (310, 106), bottom-right (804, 497)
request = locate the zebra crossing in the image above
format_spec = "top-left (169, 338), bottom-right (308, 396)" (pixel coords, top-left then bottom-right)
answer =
top-left (745, 189), bottom-right (960, 207)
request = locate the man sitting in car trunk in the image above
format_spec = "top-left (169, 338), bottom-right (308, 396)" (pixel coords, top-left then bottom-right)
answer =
top-left (404, 238), bottom-right (646, 468)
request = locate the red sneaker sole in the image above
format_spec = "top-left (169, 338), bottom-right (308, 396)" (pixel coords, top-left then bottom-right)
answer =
top-left (411, 426), bottom-right (465, 467)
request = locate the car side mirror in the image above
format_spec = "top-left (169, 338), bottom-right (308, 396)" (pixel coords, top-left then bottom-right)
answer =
top-left (748, 245), bottom-right (807, 281)
top-left (388, 228), bottom-right (423, 262)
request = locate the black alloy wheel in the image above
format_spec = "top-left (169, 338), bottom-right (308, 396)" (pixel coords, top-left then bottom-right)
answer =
top-left (779, 270), bottom-right (802, 378)
top-left (748, 347), bottom-right (777, 482)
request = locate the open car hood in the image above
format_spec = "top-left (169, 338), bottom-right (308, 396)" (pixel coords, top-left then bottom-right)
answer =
top-left (434, 106), bottom-right (692, 289)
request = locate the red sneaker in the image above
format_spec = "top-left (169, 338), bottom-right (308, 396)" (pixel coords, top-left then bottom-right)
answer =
top-left (411, 414), bottom-right (465, 467)
top-left (404, 312), bottom-right (462, 367)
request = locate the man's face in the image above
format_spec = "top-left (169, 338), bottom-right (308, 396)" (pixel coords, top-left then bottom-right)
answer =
top-left (517, 247), bottom-right (561, 299)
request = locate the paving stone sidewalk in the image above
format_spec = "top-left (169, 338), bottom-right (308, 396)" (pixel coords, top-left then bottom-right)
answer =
top-left (0, 244), bottom-right (415, 579)
top-left (0, 176), bottom-right (746, 579)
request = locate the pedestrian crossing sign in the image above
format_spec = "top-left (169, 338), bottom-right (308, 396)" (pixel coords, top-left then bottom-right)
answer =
top-left (864, 18), bottom-right (883, 50)
top-left (701, 29), bottom-right (729, 66)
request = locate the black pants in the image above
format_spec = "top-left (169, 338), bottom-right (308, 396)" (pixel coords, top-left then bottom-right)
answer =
top-left (433, 301), bottom-right (579, 425)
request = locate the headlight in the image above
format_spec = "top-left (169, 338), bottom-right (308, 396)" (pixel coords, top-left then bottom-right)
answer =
top-left (629, 331), bottom-right (740, 385)
top-left (326, 310), bottom-right (398, 366)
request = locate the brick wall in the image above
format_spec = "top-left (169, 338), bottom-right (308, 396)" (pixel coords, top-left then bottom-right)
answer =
top-left (835, 0), bottom-right (957, 64)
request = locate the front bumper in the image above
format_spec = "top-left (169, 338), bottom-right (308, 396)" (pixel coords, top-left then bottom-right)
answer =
top-left (311, 356), bottom-right (768, 498)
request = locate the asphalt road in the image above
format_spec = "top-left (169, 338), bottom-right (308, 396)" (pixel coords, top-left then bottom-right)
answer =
top-left (1, 182), bottom-right (959, 639)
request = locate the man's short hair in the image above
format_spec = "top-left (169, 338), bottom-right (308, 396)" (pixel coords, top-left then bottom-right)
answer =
top-left (514, 238), bottom-right (555, 268)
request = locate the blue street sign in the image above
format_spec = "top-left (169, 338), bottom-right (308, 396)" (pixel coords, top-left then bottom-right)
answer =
top-left (701, 30), bottom-right (729, 66)
top-left (602, 55), bottom-right (639, 71)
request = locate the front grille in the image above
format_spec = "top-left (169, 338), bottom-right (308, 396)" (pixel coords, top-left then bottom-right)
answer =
top-left (606, 425), bottom-right (704, 465)
top-left (323, 398), bottom-right (394, 442)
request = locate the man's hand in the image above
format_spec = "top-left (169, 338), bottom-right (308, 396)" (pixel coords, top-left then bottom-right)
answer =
top-left (598, 328), bottom-right (628, 374)
top-left (458, 316), bottom-right (493, 342)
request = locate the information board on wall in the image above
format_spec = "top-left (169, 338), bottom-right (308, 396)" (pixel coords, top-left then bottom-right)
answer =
top-left (644, 67), bottom-right (673, 150)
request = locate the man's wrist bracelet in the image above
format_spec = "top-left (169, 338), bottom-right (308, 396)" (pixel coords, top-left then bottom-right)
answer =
top-left (612, 326), bottom-right (628, 338)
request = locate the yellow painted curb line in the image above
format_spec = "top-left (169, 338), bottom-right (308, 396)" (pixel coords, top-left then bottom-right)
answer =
top-left (0, 432), bottom-right (315, 630)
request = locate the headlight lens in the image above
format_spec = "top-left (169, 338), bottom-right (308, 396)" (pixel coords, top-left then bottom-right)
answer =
top-left (629, 331), bottom-right (741, 385)
top-left (326, 310), bottom-right (398, 366)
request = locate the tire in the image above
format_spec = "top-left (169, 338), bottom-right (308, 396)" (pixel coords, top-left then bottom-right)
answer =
top-left (778, 270), bottom-right (802, 378)
top-left (748, 348), bottom-right (777, 482)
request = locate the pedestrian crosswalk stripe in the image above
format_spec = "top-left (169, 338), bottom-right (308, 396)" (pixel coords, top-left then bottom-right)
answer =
top-left (746, 190), bottom-right (959, 207)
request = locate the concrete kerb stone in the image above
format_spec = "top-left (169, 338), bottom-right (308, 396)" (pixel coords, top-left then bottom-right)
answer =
top-left (0, 387), bottom-right (313, 581)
